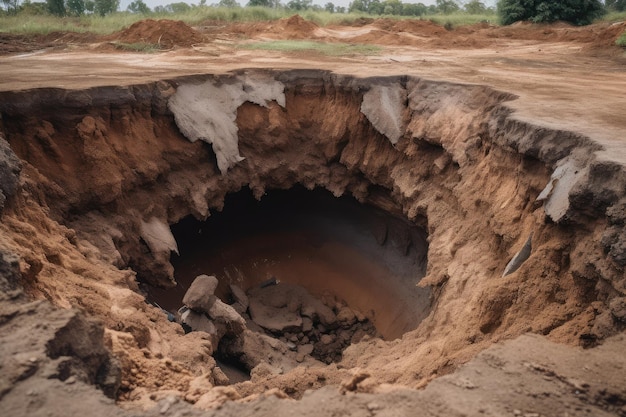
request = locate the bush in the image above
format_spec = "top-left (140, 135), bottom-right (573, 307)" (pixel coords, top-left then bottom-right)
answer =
top-left (617, 31), bottom-right (626, 47)
top-left (497, 0), bottom-right (606, 26)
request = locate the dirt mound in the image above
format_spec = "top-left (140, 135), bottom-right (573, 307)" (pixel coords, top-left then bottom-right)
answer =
top-left (272, 14), bottom-right (319, 39)
top-left (374, 18), bottom-right (449, 37)
top-left (114, 19), bottom-right (205, 48)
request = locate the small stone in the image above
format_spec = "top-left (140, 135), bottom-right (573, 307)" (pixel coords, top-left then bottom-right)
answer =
top-left (183, 275), bottom-right (219, 313)
top-left (298, 344), bottom-right (314, 356)
top-left (320, 334), bottom-right (334, 345)
top-left (367, 402), bottom-right (382, 411)
top-left (65, 376), bottom-right (76, 385)
top-left (336, 306), bottom-right (357, 326)
top-left (212, 367), bottom-right (230, 386)
top-left (302, 317), bottom-right (313, 333)
top-left (209, 299), bottom-right (246, 336)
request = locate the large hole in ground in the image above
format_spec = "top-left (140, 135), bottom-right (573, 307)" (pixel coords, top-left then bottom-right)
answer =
top-left (145, 186), bottom-right (430, 372)
top-left (1, 70), bottom-right (623, 412)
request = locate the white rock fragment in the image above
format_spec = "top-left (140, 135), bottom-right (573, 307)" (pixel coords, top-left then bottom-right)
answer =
top-left (537, 156), bottom-right (587, 223)
top-left (361, 83), bottom-right (408, 145)
top-left (168, 74), bottom-right (286, 174)
top-left (139, 217), bottom-right (179, 256)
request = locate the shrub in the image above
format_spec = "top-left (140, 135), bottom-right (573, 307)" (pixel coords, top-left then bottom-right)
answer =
top-left (497, 0), bottom-right (606, 26)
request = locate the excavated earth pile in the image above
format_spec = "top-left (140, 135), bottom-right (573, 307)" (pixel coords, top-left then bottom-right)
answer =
top-left (0, 69), bottom-right (625, 416)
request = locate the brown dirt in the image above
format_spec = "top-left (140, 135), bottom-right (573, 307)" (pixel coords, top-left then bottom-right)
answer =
top-left (0, 15), bottom-right (625, 417)
top-left (110, 19), bottom-right (206, 48)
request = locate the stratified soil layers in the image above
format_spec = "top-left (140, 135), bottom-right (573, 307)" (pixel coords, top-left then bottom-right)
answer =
top-left (0, 70), bottom-right (624, 416)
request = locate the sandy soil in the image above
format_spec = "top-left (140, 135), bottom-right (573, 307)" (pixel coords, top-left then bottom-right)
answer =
top-left (1, 16), bottom-right (625, 164)
top-left (0, 14), bottom-right (625, 417)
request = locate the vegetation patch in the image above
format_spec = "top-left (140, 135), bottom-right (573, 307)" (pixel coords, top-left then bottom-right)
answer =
top-left (240, 40), bottom-right (381, 56)
top-left (617, 31), bottom-right (626, 47)
top-left (110, 41), bottom-right (160, 52)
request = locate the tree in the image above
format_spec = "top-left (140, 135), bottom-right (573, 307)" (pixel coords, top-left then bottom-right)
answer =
top-left (368, 0), bottom-right (383, 14)
top-left (324, 1), bottom-right (334, 12)
top-left (605, 0), bottom-right (626, 11)
top-left (1, 0), bottom-right (20, 14)
top-left (166, 1), bottom-right (190, 12)
top-left (497, 0), bottom-right (605, 26)
top-left (401, 2), bottom-right (427, 16)
top-left (93, 0), bottom-right (118, 15)
top-left (84, 0), bottom-right (94, 12)
top-left (464, 0), bottom-right (487, 14)
top-left (335, 5), bottom-right (345, 12)
top-left (247, 0), bottom-right (271, 6)
top-left (382, 0), bottom-right (402, 15)
top-left (348, 0), bottom-right (367, 12)
top-left (67, 0), bottom-right (85, 15)
top-left (127, 0), bottom-right (150, 13)
top-left (436, 0), bottom-right (459, 14)
top-left (46, 0), bottom-right (65, 15)
top-left (286, 0), bottom-right (311, 10)
top-left (217, 0), bottom-right (240, 7)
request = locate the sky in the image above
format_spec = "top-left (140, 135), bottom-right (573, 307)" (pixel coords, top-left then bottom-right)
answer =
top-left (119, 0), bottom-right (498, 13)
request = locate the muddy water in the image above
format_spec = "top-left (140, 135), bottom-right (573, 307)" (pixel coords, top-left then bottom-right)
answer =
top-left (147, 187), bottom-right (431, 340)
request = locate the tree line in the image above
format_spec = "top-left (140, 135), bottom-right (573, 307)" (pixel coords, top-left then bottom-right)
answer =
top-left (0, 0), bottom-right (497, 17)
top-left (2, 0), bottom-right (624, 23)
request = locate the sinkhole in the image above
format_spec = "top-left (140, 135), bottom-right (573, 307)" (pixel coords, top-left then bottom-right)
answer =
top-left (2, 70), bottom-right (623, 409)
top-left (144, 186), bottom-right (431, 370)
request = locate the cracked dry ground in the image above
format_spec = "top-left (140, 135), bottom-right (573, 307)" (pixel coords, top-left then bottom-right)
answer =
top-left (1, 16), bottom-right (626, 417)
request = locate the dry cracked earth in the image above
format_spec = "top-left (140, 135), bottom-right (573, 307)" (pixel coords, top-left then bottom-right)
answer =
top-left (1, 15), bottom-right (626, 417)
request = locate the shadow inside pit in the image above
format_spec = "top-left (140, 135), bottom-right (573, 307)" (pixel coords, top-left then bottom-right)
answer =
top-left (146, 186), bottom-right (431, 340)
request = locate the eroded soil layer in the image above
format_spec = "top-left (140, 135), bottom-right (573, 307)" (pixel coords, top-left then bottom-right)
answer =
top-left (0, 70), bottom-right (625, 415)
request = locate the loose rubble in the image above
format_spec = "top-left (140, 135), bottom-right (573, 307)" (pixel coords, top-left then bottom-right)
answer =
top-left (176, 275), bottom-right (379, 377)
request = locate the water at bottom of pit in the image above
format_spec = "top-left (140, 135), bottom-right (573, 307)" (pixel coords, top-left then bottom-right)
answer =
top-left (145, 186), bottom-right (431, 366)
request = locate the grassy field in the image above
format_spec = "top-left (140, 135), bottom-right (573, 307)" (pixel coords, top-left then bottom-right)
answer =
top-left (0, 6), bottom-right (624, 36)
top-left (0, 7), bottom-right (498, 35)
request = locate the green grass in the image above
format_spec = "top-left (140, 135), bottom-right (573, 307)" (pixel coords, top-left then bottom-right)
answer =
top-left (240, 40), bottom-right (382, 56)
top-left (601, 10), bottom-right (626, 23)
top-left (617, 31), bottom-right (626, 47)
top-left (110, 41), bottom-right (161, 52)
top-left (424, 13), bottom-right (498, 27)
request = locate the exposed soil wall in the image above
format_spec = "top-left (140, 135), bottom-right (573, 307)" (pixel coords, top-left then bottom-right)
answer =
top-left (0, 70), bottom-right (624, 414)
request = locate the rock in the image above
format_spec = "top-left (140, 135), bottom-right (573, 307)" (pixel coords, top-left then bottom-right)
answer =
top-left (212, 366), bottom-right (230, 386)
top-left (337, 306), bottom-right (357, 326)
top-left (609, 297), bottom-right (626, 323)
top-left (297, 344), bottom-right (314, 357)
top-left (0, 133), bottom-right (22, 211)
top-left (302, 317), bottom-right (314, 333)
top-left (248, 298), bottom-right (303, 333)
top-left (300, 293), bottom-right (337, 327)
top-left (230, 284), bottom-right (249, 310)
top-left (183, 275), bottom-right (219, 313)
top-left (502, 233), bottom-right (533, 277)
top-left (0, 299), bottom-right (120, 401)
top-left (208, 299), bottom-right (247, 336)
top-left (321, 334), bottom-right (334, 345)
top-left (179, 309), bottom-right (219, 348)
top-left (194, 386), bottom-right (241, 410)
top-left (361, 83), bottom-right (407, 145)
top-left (139, 217), bottom-right (179, 258)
